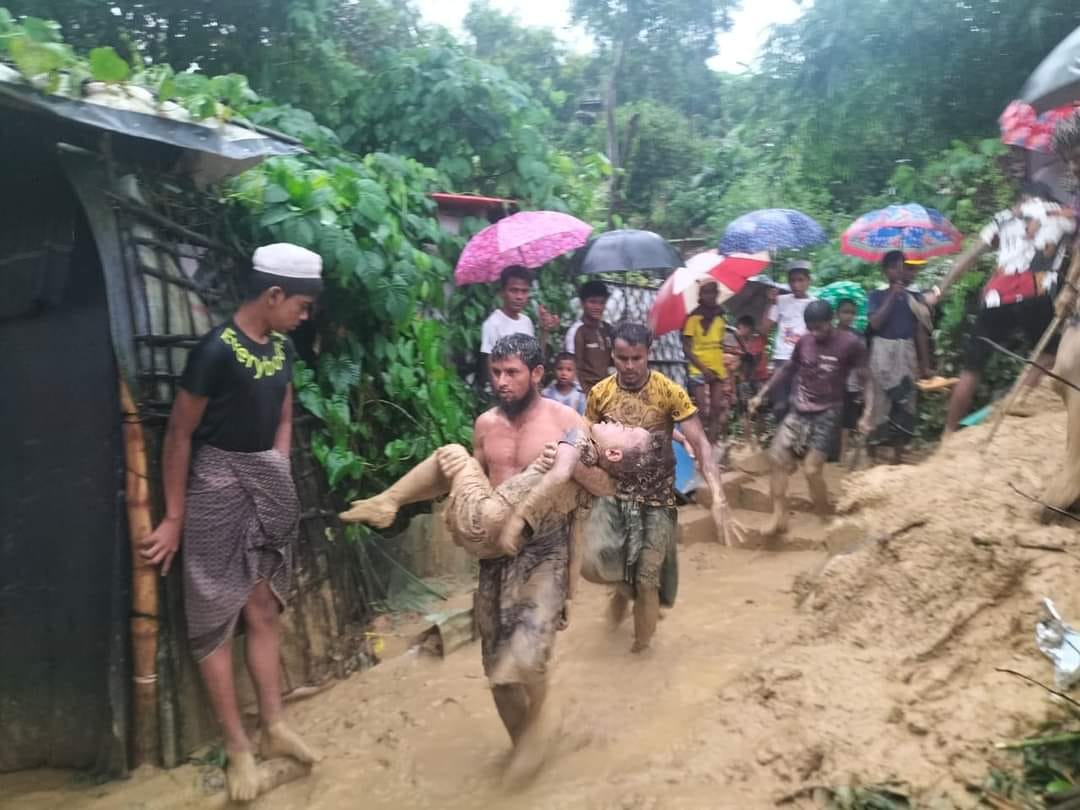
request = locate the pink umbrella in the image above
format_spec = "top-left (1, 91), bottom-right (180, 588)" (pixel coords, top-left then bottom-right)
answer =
top-left (1000, 99), bottom-right (1079, 153)
top-left (648, 252), bottom-right (770, 336)
top-left (454, 211), bottom-right (593, 285)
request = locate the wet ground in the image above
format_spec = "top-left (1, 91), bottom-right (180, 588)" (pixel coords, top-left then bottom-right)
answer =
top-left (2, 523), bottom-right (826, 809)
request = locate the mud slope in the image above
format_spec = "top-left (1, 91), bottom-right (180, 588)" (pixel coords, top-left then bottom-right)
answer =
top-left (5, 390), bottom-right (1079, 809)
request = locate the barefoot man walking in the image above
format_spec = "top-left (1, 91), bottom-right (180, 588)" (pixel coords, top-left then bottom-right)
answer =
top-left (465, 333), bottom-right (586, 777)
top-left (751, 300), bottom-right (874, 537)
top-left (140, 244), bottom-right (323, 801)
top-left (584, 322), bottom-right (734, 655)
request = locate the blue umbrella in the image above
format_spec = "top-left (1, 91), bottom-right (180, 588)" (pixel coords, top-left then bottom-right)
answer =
top-left (718, 209), bottom-right (827, 254)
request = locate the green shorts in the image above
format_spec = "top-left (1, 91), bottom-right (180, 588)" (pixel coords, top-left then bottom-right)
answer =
top-left (585, 496), bottom-right (679, 607)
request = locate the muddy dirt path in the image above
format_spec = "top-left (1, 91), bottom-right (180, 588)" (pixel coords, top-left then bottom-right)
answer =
top-left (3, 543), bottom-right (825, 810)
top-left (12, 393), bottom-right (1080, 810)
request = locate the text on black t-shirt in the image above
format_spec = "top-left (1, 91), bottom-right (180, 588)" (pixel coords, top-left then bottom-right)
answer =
top-left (179, 321), bottom-right (293, 452)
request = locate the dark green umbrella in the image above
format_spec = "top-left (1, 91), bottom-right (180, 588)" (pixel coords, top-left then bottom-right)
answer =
top-left (1021, 25), bottom-right (1080, 113)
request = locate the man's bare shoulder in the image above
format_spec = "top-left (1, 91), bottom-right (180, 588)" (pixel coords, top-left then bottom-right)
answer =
top-left (473, 407), bottom-right (506, 435)
top-left (538, 397), bottom-right (585, 428)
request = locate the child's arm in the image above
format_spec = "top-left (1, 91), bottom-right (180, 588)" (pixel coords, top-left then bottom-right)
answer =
top-left (497, 441), bottom-right (581, 555)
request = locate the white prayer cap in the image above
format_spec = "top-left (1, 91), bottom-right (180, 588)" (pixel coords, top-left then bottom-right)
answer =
top-left (252, 243), bottom-right (323, 279)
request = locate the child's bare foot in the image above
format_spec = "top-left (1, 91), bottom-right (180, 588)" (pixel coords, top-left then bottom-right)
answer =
top-left (339, 494), bottom-right (399, 528)
top-left (259, 721), bottom-right (322, 765)
top-left (226, 749), bottom-right (260, 803)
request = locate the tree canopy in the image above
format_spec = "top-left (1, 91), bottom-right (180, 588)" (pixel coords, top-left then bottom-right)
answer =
top-left (4, 0), bottom-right (1079, 477)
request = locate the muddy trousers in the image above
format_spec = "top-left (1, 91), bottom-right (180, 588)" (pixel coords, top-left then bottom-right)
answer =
top-left (587, 497), bottom-right (678, 648)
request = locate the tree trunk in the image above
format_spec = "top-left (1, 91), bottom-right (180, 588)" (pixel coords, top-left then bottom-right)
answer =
top-left (605, 40), bottom-right (627, 229)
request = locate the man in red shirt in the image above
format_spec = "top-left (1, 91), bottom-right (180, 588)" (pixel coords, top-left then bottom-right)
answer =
top-left (926, 182), bottom-right (1076, 434)
top-left (750, 301), bottom-right (874, 537)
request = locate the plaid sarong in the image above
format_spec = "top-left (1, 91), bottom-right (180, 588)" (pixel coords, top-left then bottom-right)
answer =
top-left (182, 445), bottom-right (299, 661)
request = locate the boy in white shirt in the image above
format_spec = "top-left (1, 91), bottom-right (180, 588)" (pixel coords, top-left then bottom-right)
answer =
top-left (480, 266), bottom-right (552, 384)
top-left (761, 260), bottom-right (817, 420)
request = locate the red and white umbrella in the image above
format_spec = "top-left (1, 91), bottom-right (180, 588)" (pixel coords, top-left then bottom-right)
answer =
top-left (648, 251), bottom-right (770, 336)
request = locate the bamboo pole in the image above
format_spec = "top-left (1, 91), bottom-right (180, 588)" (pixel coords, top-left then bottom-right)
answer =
top-left (120, 377), bottom-right (161, 766)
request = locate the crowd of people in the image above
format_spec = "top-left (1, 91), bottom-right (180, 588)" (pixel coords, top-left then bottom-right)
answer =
top-left (134, 116), bottom-right (1080, 801)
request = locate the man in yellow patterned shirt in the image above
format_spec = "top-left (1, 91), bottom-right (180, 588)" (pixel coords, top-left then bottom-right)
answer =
top-left (584, 322), bottom-right (735, 653)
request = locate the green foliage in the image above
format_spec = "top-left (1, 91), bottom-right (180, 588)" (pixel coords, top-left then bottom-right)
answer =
top-left (226, 143), bottom-right (479, 495)
top-left (756, 0), bottom-right (1080, 208)
top-left (570, 0), bottom-right (737, 117)
top-left (87, 46), bottom-right (128, 82)
top-left (344, 45), bottom-right (562, 205)
top-left (981, 730), bottom-right (1080, 806)
top-left (0, 13), bottom-right (82, 92)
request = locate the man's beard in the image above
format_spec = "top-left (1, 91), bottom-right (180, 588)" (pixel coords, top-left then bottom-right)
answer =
top-left (497, 386), bottom-right (537, 418)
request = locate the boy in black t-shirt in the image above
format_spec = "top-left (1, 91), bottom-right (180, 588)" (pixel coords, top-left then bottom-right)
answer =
top-left (140, 243), bottom-right (323, 801)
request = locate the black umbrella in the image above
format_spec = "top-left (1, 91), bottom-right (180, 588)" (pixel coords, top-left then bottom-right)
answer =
top-left (573, 229), bottom-right (682, 275)
top-left (1021, 25), bottom-right (1080, 113)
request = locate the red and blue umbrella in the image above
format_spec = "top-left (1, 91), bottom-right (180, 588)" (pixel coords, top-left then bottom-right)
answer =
top-left (841, 204), bottom-right (963, 262)
top-left (718, 208), bottom-right (827, 254)
top-left (1000, 99), bottom-right (1079, 153)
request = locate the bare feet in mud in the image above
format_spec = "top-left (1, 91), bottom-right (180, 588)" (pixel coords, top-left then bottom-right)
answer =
top-left (226, 749), bottom-right (260, 803)
top-left (339, 494), bottom-right (399, 528)
top-left (762, 512), bottom-right (788, 538)
top-left (259, 721), bottom-right (322, 765)
top-left (607, 588), bottom-right (630, 630)
top-left (502, 702), bottom-right (558, 788)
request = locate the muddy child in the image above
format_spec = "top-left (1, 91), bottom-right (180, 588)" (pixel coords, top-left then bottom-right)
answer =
top-left (140, 244), bottom-right (323, 801)
top-left (751, 301), bottom-right (874, 537)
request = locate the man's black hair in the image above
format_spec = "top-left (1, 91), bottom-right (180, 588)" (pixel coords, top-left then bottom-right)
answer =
top-left (579, 279), bottom-right (610, 300)
top-left (499, 265), bottom-right (533, 289)
top-left (611, 321), bottom-right (653, 348)
top-left (244, 270), bottom-right (324, 301)
top-left (554, 351), bottom-right (576, 364)
top-left (882, 250), bottom-right (906, 271)
top-left (1020, 180), bottom-right (1057, 204)
top-left (737, 314), bottom-right (755, 328)
top-left (786, 259), bottom-right (812, 279)
top-left (490, 333), bottom-right (544, 370)
top-left (804, 300), bottom-right (833, 325)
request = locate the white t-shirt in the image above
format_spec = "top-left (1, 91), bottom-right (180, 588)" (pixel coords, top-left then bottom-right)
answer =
top-left (480, 309), bottom-right (535, 353)
top-left (564, 320), bottom-right (583, 353)
top-left (767, 294), bottom-right (816, 362)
